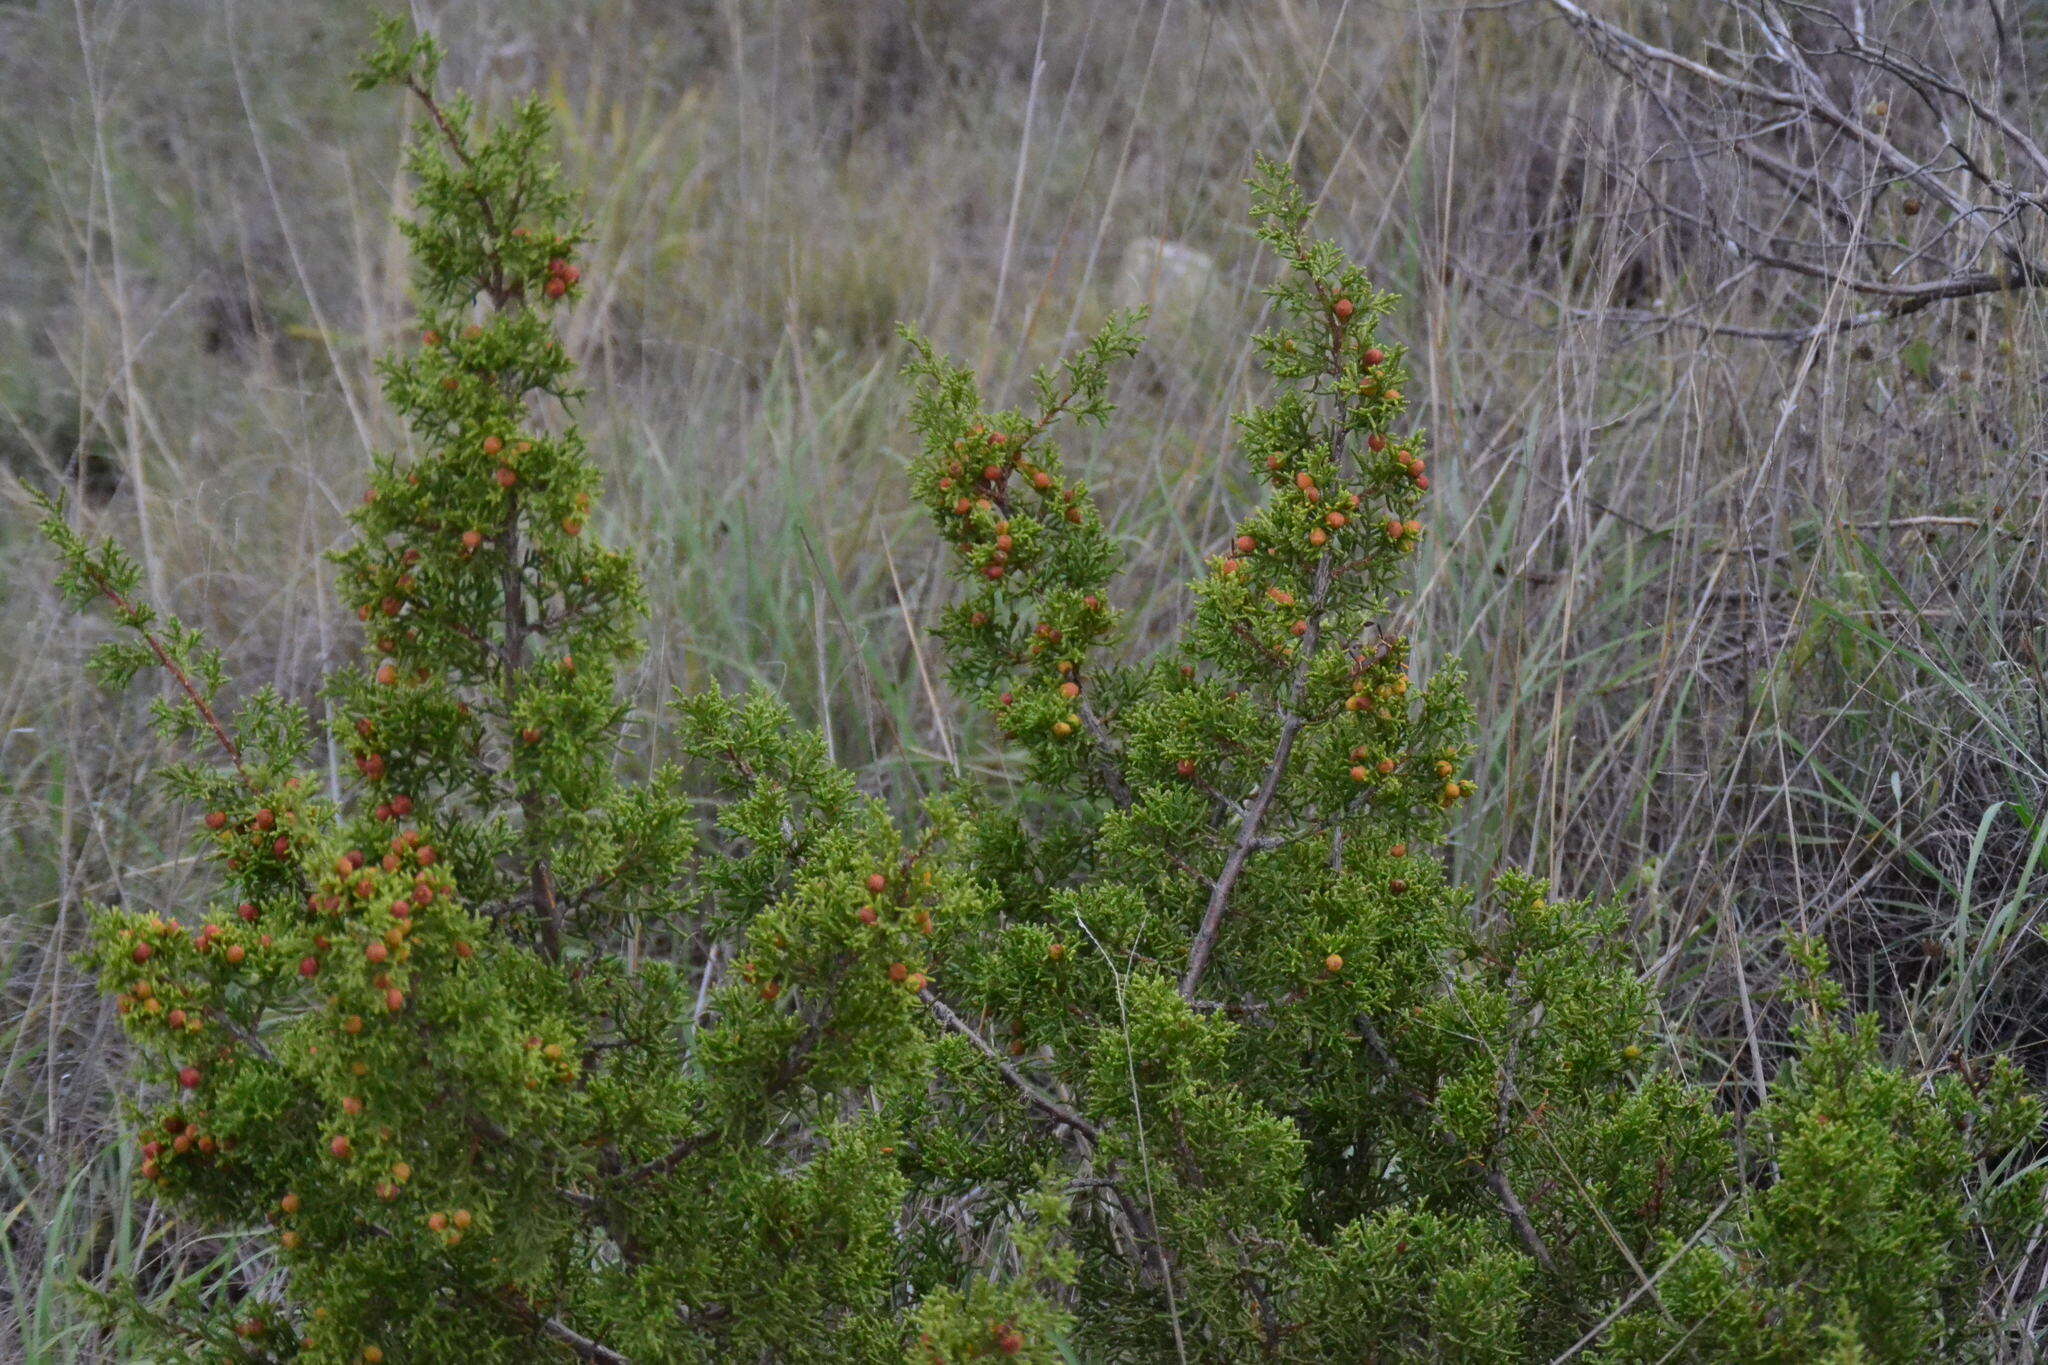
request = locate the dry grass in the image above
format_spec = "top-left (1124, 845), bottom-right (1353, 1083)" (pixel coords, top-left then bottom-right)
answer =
top-left (4, 0), bottom-right (2047, 1353)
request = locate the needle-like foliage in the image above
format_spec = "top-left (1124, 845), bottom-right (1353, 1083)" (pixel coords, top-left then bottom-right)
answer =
top-left (37, 21), bottom-right (2045, 1365)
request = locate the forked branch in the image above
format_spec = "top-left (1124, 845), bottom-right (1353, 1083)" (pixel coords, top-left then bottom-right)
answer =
top-left (1541, 0), bottom-right (2048, 339)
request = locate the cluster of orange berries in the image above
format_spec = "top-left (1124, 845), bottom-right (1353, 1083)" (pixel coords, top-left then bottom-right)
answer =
top-left (542, 256), bottom-right (580, 299)
top-left (425, 1205), bottom-right (475, 1244)
top-left (276, 1150), bottom-right (412, 1244)
top-left (354, 546), bottom-right (425, 624)
top-left (1255, 455), bottom-right (1369, 518)
top-left (119, 910), bottom-right (268, 1025)
top-left (1343, 748), bottom-right (1472, 807)
top-left (886, 960), bottom-right (930, 993)
top-left (484, 433), bottom-right (535, 490)
top-left (1347, 749), bottom-right (1400, 784)
top-left (200, 782), bottom-right (308, 871)
top-left (1028, 614), bottom-right (1089, 663)
top-left (852, 870), bottom-right (937, 937)
top-left (1257, 584), bottom-right (1308, 641)
top-left (943, 424), bottom-right (1084, 514)
top-left (936, 424), bottom-right (1090, 580)
top-left (372, 792), bottom-right (416, 824)
top-left (1212, 475), bottom-right (1364, 580)
top-left (750, 869), bottom-right (943, 1006)
top-left (1393, 447), bottom-right (1428, 493)
top-left (120, 966), bottom-right (214, 1037)
top-left (939, 424), bottom-right (1016, 499)
top-left (137, 1110), bottom-right (233, 1183)
top-left (351, 714), bottom-right (408, 783)
top-left (1345, 666), bottom-right (1410, 718)
top-left (1235, 498), bottom-right (1357, 566)
top-left (1363, 429), bottom-right (1427, 492)
top-left (1285, 467), bottom-right (1337, 509)
top-left (990, 688), bottom-right (1087, 743)
top-left (979, 519), bottom-right (1020, 582)
top-left (1355, 343), bottom-right (1402, 404)
top-left (523, 1033), bottom-right (577, 1086)
top-left (988, 605), bottom-right (1108, 734)
top-left (298, 831), bottom-right (450, 1013)
top-left (1382, 516), bottom-right (1423, 550)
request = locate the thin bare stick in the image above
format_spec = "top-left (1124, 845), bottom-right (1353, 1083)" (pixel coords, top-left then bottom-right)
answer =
top-left (918, 986), bottom-right (1101, 1142)
top-left (1542, 0), bottom-right (2048, 345)
top-left (882, 535), bottom-right (960, 778)
top-left (1356, 1012), bottom-right (1558, 1275)
top-left (1483, 1033), bottom-right (1558, 1276)
top-left (75, 569), bottom-right (246, 780)
top-left (534, 1315), bottom-right (633, 1365)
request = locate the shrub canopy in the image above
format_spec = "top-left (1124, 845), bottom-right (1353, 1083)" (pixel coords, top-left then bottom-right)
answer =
top-left (42, 20), bottom-right (2045, 1364)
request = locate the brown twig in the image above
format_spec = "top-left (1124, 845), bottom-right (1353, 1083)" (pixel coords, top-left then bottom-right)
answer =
top-left (1077, 699), bottom-right (1134, 807)
top-left (497, 1294), bottom-right (633, 1365)
top-left (623, 1129), bottom-right (719, 1184)
top-left (918, 987), bottom-right (1101, 1142)
top-left (1354, 1012), bottom-right (1559, 1276)
top-left (1483, 1032), bottom-right (1558, 1276)
top-left (81, 569), bottom-right (246, 780)
top-left (1180, 238), bottom-right (1360, 999)
top-left (475, 1285), bottom-right (632, 1365)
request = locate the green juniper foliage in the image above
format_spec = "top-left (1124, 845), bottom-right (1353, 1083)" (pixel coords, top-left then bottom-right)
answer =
top-left (37, 21), bottom-right (2045, 1364)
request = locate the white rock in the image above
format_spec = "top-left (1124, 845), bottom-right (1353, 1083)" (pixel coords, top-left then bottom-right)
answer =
top-left (1112, 238), bottom-right (1218, 321)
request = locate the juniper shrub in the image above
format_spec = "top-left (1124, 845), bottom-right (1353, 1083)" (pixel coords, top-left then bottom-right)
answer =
top-left (40, 20), bottom-right (2044, 1364)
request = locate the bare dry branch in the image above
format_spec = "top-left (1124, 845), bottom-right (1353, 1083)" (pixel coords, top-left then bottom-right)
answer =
top-left (1540, 0), bottom-right (2047, 339)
